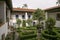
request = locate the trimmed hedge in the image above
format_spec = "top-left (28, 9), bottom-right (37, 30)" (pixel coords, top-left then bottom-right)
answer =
top-left (17, 27), bottom-right (37, 40)
top-left (41, 29), bottom-right (60, 40)
top-left (20, 34), bottom-right (37, 39)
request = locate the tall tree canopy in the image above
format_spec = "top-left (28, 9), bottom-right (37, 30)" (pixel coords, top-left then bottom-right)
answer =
top-left (33, 8), bottom-right (45, 26)
top-left (56, 0), bottom-right (60, 5)
top-left (33, 8), bottom-right (45, 40)
top-left (22, 4), bottom-right (28, 8)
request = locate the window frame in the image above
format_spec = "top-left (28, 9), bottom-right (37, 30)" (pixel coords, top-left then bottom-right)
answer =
top-left (22, 15), bottom-right (25, 19)
top-left (56, 13), bottom-right (60, 21)
top-left (16, 15), bottom-right (19, 19)
top-left (28, 15), bottom-right (31, 19)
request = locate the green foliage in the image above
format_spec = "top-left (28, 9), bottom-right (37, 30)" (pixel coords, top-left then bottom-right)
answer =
top-left (17, 27), bottom-right (37, 40)
top-left (20, 34), bottom-right (37, 40)
top-left (46, 18), bottom-right (56, 27)
top-left (23, 4), bottom-right (28, 8)
top-left (16, 19), bottom-right (21, 25)
top-left (5, 33), bottom-right (14, 40)
top-left (27, 19), bottom-right (32, 26)
top-left (56, 0), bottom-right (60, 5)
top-left (33, 8), bottom-right (45, 29)
top-left (41, 18), bottom-right (60, 40)
top-left (16, 27), bottom-right (21, 32)
top-left (22, 20), bottom-right (26, 27)
top-left (19, 27), bottom-right (37, 30)
top-left (33, 8), bottom-right (45, 21)
top-left (33, 8), bottom-right (45, 40)
top-left (41, 29), bottom-right (60, 40)
top-left (45, 18), bottom-right (56, 30)
top-left (16, 19), bottom-right (21, 27)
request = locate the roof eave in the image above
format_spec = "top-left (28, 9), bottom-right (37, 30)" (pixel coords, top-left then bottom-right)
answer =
top-left (6, 0), bottom-right (12, 11)
top-left (44, 7), bottom-right (60, 13)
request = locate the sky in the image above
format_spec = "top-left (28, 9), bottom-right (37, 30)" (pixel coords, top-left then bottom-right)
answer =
top-left (12, 0), bottom-right (57, 9)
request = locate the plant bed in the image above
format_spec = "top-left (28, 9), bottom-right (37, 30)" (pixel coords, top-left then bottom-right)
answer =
top-left (17, 27), bottom-right (37, 40)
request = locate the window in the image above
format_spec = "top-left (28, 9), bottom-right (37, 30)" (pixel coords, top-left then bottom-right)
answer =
top-left (56, 14), bottom-right (60, 20)
top-left (28, 15), bottom-right (31, 19)
top-left (16, 15), bottom-right (19, 18)
top-left (33, 22), bottom-right (35, 26)
top-left (22, 15), bottom-right (25, 19)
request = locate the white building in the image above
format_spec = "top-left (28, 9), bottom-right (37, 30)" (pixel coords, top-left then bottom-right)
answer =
top-left (44, 6), bottom-right (60, 27)
top-left (10, 6), bottom-right (60, 27)
top-left (0, 0), bottom-right (12, 40)
top-left (10, 8), bottom-right (38, 27)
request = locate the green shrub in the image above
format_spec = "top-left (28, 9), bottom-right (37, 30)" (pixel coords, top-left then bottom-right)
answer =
top-left (17, 26), bottom-right (37, 40)
top-left (22, 20), bottom-right (26, 27)
top-left (40, 18), bottom-right (60, 40)
top-left (27, 19), bottom-right (32, 26)
top-left (20, 34), bottom-right (37, 40)
top-left (22, 31), bottom-right (34, 35)
top-left (16, 19), bottom-right (21, 27)
top-left (45, 18), bottom-right (56, 29)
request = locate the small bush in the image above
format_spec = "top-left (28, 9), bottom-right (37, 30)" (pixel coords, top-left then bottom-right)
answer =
top-left (16, 19), bottom-right (21, 27)
top-left (22, 20), bottom-right (26, 27)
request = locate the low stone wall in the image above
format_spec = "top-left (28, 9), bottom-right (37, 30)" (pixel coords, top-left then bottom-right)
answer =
top-left (0, 23), bottom-right (8, 40)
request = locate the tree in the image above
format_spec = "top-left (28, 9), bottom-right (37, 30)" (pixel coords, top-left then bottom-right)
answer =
top-left (33, 8), bottom-right (45, 26)
top-left (45, 18), bottom-right (56, 30)
top-left (22, 4), bottom-right (28, 8)
top-left (45, 18), bottom-right (56, 35)
top-left (41, 18), bottom-right (60, 40)
top-left (27, 19), bottom-right (32, 27)
top-left (33, 8), bottom-right (45, 40)
top-left (16, 19), bottom-right (21, 27)
top-left (56, 0), bottom-right (60, 6)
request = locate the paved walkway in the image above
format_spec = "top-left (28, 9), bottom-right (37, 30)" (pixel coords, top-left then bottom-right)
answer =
top-left (15, 32), bottom-right (19, 40)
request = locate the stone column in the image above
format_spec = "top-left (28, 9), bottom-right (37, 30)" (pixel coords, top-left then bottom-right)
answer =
top-left (25, 12), bottom-right (28, 26)
top-left (4, 1), bottom-right (6, 23)
top-left (7, 10), bottom-right (10, 20)
top-left (7, 10), bottom-right (11, 26)
top-left (25, 12), bottom-right (28, 20)
top-left (0, 1), bottom-right (7, 23)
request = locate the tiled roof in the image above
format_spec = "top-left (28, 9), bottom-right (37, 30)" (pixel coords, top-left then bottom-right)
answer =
top-left (44, 6), bottom-right (60, 11)
top-left (13, 8), bottom-right (36, 12)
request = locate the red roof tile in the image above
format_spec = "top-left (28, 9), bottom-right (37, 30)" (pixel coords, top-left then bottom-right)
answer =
top-left (13, 8), bottom-right (36, 12)
top-left (44, 6), bottom-right (60, 11)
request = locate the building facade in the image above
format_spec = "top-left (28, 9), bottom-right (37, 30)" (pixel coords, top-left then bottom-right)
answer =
top-left (0, 0), bottom-right (12, 40)
top-left (10, 8), bottom-right (37, 27)
top-left (45, 6), bottom-right (60, 27)
top-left (10, 6), bottom-right (60, 27)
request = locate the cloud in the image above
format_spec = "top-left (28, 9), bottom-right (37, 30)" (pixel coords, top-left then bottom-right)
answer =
top-left (12, 0), bottom-right (57, 9)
